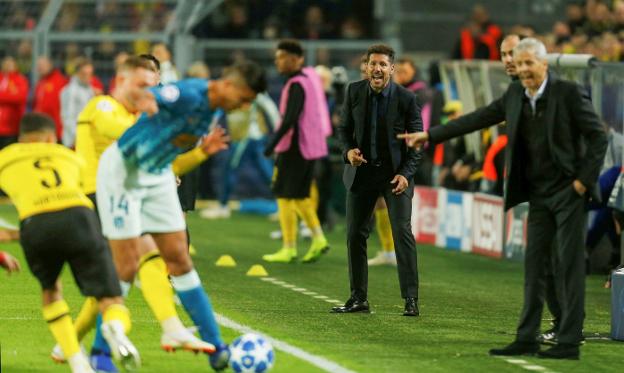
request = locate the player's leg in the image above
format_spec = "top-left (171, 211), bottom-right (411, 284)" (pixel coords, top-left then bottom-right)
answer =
top-left (20, 212), bottom-right (93, 372)
top-left (295, 196), bottom-right (329, 263)
top-left (67, 207), bottom-right (141, 370)
top-left (136, 235), bottom-right (214, 353)
top-left (369, 197), bottom-right (397, 266)
top-left (263, 198), bottom-right (298, 262)
top-left (43, 282), bottom-right (94, 373)
top-left (142, 174), bottom-right (226, 369)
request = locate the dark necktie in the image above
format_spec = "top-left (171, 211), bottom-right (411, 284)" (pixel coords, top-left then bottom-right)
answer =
top-left (370, 95), bottom-right (378, 161)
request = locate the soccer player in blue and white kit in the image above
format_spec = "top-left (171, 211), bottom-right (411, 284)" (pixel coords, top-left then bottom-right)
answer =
top-left (96, 61), bottom-right (266, 371)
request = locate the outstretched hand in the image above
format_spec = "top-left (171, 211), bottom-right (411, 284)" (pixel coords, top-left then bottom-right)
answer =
top-left (347, 148), bottom-right (367, 167)
top-left (199, 127), bottom-right (230, 156)
top-left (397, 132), bottom-right (429, 150)
top-left (0, 251), bottom-right (20, 275)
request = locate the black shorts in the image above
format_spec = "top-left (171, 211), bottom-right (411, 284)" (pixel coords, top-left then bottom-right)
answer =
top-left (86, 193), bottom-right (99, 216)
top-left (19, 207), bottom-right (121, 298)
top-left (177, 169), bottom-right (200, 212)
top-left (272, 150), bottom-right (315, 199)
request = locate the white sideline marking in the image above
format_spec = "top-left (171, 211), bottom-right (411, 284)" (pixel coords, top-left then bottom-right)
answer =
top-left (216, 313), bottom-right (357, 373)
top-left (524, 366), bottom-right (547, 371)
top-left (302, 291), bottom-right (317, 296)
top-left (501, 357), bottom-right (556, 373)
top-left (281, 284), bottom-right (296, 288)
top-left (314, 295), bottom-right (329, 299)
top-left (292, 287), bottom-right (307, 292)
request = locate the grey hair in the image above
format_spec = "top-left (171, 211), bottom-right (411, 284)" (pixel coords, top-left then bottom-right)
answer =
top-left (513, 37), bottom-right (548, 60)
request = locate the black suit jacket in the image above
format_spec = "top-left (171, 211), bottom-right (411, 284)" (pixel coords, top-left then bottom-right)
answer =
top-left (337, 80), bottom-right (422, 191)
top-left (429, 75), bottom-right (608, 210)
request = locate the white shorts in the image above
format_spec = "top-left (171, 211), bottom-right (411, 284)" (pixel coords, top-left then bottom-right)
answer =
top-left (96, 143), bottom-right (186, 240)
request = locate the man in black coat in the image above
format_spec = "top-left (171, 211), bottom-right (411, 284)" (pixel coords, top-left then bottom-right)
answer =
top-left (334, 44), bottom-right (422, 316)
top-left (400, 38), bottom-right (607, 359)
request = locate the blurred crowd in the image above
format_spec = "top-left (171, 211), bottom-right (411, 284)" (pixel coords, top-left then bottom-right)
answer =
top-left (454, 0), bottom-right (624, 62)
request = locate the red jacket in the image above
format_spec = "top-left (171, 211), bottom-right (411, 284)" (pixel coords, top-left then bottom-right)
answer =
top-left (0, 71), bottom-right (29, 137)
top-left (33, 69), bottom-right (68, 139)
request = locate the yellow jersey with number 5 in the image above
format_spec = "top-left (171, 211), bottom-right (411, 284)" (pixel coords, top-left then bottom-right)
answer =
top-left (0, 143), bottom-right (93, 219)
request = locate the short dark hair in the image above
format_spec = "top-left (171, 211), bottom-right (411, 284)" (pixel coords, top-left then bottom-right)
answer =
top-left (20, 113), bottom-right (56, 135)
top-left (277, 39), bottom-right (304, 57)
top-left (117, 55), bottom-right (156, 74)
top-left (366, 44), bottom-right (395, 63)
top-left (139, 54), bottom-right (160, 72)
top-left (225, 60), bottom-right (267, 94)
top-left (397, 57), bottom-right (416, 70)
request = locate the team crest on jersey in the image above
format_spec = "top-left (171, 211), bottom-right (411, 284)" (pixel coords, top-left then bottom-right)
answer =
top-left (96, 100), bottom-right (113, 112)
top-left (160, 85), bottom-right (180, 103)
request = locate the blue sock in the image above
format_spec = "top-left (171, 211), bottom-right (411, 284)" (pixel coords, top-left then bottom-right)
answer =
top-left (171, 270), bottom-right (223, 346)
top-left (91, 314), bottom-right (111, 355)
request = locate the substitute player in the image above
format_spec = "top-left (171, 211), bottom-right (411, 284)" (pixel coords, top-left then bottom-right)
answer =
top-left (0, 113), bottom-right (140, 372)
top-left (96, 60), bottom-right (266, 371)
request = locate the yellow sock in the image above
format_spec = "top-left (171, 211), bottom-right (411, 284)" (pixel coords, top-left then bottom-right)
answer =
top-left (73, 297), bottom-right (98, 342)
top-left (294, 198), bottom-right (324, 240)
top-left (375, 207), bottom-right (395, 252)
top-left (309, 181), bottom-right (320, 212)
top-left (103, 304), bottom-right (131, 334)
top-left (43, 300), bottom-right (80, 358)
top-left (277, 198), bottom-right (297, 248)
top-left (138, 251), bottom-right (178, 323)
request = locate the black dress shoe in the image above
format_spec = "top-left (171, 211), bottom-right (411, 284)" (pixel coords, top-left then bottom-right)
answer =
top-left (489, 341), bottom-right (540, 356)
top-left (330, 298), bottom-right (369, 313)
top-left (537, 343), bottom-right (579, 360)
top-left (403, 297), bottom-right (419, 316)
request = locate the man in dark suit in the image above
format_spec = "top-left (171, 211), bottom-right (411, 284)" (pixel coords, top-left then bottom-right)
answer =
top-left (400, 38), bottom-right (607, 359)
top-left (333, 44), bottom-right (422, 316)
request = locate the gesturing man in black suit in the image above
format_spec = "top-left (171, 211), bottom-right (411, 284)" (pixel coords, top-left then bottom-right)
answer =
top-left (400, 38), bottom-right (607, 359)
top-left (333, 44), bottom-right (422, 316)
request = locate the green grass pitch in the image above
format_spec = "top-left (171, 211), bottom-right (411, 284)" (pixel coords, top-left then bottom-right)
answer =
top-left (0, 204), bottom-right (621, 372)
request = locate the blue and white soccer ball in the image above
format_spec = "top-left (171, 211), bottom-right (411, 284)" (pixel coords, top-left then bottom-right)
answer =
top-left (229, 333), bottom-right (275, 373)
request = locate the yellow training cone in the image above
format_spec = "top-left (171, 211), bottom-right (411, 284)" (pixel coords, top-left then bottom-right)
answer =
top-left (246, 264), bottom-right (269, 277)
top-left (216, 255), bottom-right (237, 267)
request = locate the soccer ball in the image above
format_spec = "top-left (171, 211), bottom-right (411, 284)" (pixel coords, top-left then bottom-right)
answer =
top-left (229, 333), bottom-right (275, 373)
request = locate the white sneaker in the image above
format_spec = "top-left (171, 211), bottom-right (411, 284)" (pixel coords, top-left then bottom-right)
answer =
top-left (199, 206), bottom-right (231, 219)
top-left (161, 328), bottom-right (215, 354)
top-left (299, 223), bottom-right (312, 239)
top-left (101, 321), bottom-right (141, 371)
top-left (67, 351), bottom-right (95, 373)
top-left (269, 229), bottom-right (282, 240)
top-left (51, 343), bottom-right (87, 364)
top-left (368, 251), bottom-right (397, 266)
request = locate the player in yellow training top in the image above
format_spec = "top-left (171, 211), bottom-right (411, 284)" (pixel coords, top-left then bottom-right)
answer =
top-left (60, 56), bottom-right (214, 370)
top-left (0, 113), bottom-right (140, 373)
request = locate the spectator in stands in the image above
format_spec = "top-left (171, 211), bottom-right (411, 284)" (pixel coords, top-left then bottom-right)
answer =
top-left (584, 1), bottom-right (613, 38)
top-left (0, 56), bottom-right (28, 149)
top-left (614, 1), bottom-right (624, 35)
top-left (452, 4), bottom-right (502, 60)
top-left (186, 61), bottom-right (211, 79)
top-left (15, 39), bottom-right (32, 74)
top-left (566, 2), bottom-right (587, 35)
top-left (151, 43), bottom-right (179, 84)
top-left (60, 58), bottom-right (97, 148)
top-left (296, 5), bottom-right (333, 40)
top-left (394, 57), bottom-right (435, 186)
top-left (33, 56), bottom-right (68, 140)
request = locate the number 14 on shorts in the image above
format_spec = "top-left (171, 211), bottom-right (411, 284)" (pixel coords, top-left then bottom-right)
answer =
top-left (110, 194), bottom-right (129, 229)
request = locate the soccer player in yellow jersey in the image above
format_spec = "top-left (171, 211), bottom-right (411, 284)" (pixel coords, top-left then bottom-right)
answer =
top-left (64, 56), bottom-right (213, 369)
top-left (0, 113), bottom-right (140, 372)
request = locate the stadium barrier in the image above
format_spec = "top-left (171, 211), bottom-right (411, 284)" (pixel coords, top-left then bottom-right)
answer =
top-left (412, 186), bottom-right (528, 261)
